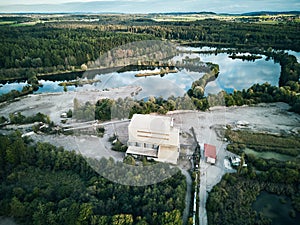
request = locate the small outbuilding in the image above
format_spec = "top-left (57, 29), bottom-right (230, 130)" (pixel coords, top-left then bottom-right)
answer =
top-left (204, 143), bottom-right (216, 164)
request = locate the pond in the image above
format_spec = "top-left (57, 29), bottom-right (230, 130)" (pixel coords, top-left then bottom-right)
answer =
top-left (199, 53), bottom-right (280, 94)
top-left (244, 148), bottom-right (295, 162)
top-left (0, 80), bottom-right (76, 95)
top-left (253, 191), bottom-right (300, 225)
top-left (0, 47), bottom-right (283, 99)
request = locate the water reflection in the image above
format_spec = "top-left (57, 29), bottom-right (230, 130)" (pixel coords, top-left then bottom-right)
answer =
top-left (0, 80), bottom-right (76, 95)
top-left (0, 82), bottom-right (27, 94)
top-left (202, 53), bottom-right (280, 94)
top-left (0, 50), bottom-right (282, 98)
top-left (93, 69), bottom-right (204, 99)
top-left (35, 80), bottom-right (76, 93)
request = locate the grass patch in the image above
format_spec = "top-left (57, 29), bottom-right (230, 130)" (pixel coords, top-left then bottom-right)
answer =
top-left (10, 21), bottom-right (38, 27)
top-left (0, 21), bottom-right (15, 25)
top-left (225, 129), bottom-right (300, 156)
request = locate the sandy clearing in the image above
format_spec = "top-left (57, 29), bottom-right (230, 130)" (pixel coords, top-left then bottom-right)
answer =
top-left (0, 86), bottom-right (141, 124)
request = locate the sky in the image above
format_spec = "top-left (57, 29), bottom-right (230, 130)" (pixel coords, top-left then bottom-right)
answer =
top-left (0, 0), bottom-right (299, 13)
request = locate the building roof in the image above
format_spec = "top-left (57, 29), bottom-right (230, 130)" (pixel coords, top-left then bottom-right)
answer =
top-left (128, 114), bottom-right (179, 147)
top-left (204, 143), bottom-right (216, 159)
top-left (127, 114), bottom-right (180, 164)
top-left (157, 145), bottom-right (179, 164)
top-left (126, 146), bottom-right (158, 158)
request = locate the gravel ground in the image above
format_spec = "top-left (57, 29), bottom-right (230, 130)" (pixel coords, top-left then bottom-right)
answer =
top-left (0, 86), bottom-right (141, 124)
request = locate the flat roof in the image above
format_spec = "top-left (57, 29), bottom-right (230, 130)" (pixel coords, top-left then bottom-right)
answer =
top-left (128, 114), bottom-right (179, 147)
top-left (157, 145), bottom-right (179, 164)
top-left (204, 143), bottom-right (216, 159)
top-left (129, 114), bottom-right (172, 133)
top-left (127, 146), bottom-right (158, 158)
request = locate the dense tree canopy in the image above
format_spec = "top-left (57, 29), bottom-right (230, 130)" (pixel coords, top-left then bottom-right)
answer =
top-left (0, 132), bottom-right (186, 225)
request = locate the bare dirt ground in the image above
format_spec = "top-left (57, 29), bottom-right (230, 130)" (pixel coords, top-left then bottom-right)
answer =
top-left (0, 86), bottom-right (141, 124)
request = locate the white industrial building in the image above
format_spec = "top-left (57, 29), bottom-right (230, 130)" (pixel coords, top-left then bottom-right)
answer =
top-left (126, 114), bottom-right (180, 164)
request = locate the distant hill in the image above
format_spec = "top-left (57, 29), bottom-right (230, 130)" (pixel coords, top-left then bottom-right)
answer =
top-left (151, 12), bottom-right (217, 15)
top-left (241, 11), bottom-right (300, 16)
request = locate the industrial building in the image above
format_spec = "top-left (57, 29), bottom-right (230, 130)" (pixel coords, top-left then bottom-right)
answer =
top-left (126, 114), bottom-right (180, 164)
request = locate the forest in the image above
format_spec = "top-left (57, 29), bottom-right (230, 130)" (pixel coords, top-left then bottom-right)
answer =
top-left (1, 16), bottom-right (300, 82)
top-left (0, 25), bottom-right (155, 81)
top-left (0, 132), bottom-right (186, 225)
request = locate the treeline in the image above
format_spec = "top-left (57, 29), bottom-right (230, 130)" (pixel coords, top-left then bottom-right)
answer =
top-left (0, 132), bottom-right (186, 225)
top-left (73, 94), bottom-right (203, 122)
top-left (222, 82), bottom-right (300, 113)
top-left (124, 19), bottom-right (300, 51)
top-left (0, 25), bottom-right (155, 81)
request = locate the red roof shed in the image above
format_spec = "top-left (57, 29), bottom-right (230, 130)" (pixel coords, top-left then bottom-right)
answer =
top-left (204, 143), bottom-right (216, 159)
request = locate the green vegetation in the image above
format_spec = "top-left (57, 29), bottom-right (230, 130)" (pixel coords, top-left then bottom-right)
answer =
top-left (207, 170), bottom-right (300, 225)
top-left (1, 16), bottom-right (299, 114)
top-left (0, 116), bottom-right (8, 124)
top-left (127, 19), bottom-right (300, 51)
top-left (74, 94), bottom-right (197, 122)
top-left (123, 155), bottom-right (136, 166)
top-left (0, 84), bottom-right (35, 103)
top-left (0, 132), bottom-right (186, 225)
top-left (109, 135), bottom-right (128, 152)
top-left (0, 25), bottom-right (155, 81)
top-left (188, 63), bottom-right (219, 99)
top-left (9, 112), bottom-right (50, 125)
top-left (225, 129), bottom-right (300, 157)
top-left (207, 129), bottom-right (300, 225)
top-left (1, 15), bottom-right (300, 82)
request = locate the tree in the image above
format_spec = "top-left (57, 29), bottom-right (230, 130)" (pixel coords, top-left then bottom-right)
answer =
top-left (123, 155), bottom-right (136, 166)
top-left (63, 84), bottom-right (68, 92)
top-left (81, 64), bottom-right (88, 71)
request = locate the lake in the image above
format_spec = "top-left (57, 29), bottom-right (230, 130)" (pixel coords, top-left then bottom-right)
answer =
top-left (0, 47), bottom-right (284, 99)
top-left (253, 191), bottom-right (300, 225)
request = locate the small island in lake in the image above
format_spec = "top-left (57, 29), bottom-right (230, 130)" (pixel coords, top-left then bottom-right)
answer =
top-left (229, 54), bottom-right (262, 61)
top-left (135, 67), bottom-right (178, 77)
top-left (59, 78), bottom-right (101, 87)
